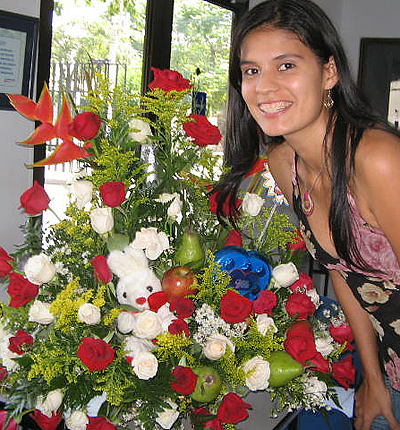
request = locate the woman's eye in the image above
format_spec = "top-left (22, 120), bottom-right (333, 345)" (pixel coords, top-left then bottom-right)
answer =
top-left (278, 62), bottom-right (295, 71)
top-left (242, 67), bottom-right (258, 77)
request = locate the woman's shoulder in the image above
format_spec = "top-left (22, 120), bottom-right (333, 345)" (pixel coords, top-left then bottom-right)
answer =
top-left (355, 128), bottom-right (400, 177)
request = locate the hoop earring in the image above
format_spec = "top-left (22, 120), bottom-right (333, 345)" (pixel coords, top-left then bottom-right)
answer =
top-left (323, 89), bottom-right (334, 109)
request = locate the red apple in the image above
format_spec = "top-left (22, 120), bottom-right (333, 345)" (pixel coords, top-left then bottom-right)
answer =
top-left (161, 266), bottom-right (198, 302)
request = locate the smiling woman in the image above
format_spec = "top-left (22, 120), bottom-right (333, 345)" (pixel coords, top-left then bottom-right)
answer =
top-left (214, 1), bottom-right (400, 429)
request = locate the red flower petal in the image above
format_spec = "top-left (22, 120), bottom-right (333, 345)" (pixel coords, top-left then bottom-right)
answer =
top-left (6, 94), bottom-right (37, 120)
top-left (17, 123), bottom-right (56, 146)
top-left (35, 83), bottom-right (54, 124)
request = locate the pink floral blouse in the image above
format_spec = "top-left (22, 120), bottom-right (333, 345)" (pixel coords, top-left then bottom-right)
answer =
top-left (292, 153), bottom-right (400, 391)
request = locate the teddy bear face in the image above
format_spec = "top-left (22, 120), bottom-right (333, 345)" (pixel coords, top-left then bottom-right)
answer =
top-left (116, 268), bottom-right (162, 311)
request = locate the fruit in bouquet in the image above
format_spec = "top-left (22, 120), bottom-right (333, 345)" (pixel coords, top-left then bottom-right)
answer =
top-left (175, 229), bottom-right (205, 269)
top-left (161, 266), bottom-right (198, 302)
top-left (190, 366), bottom-right (222, 402)
top-left (268, 351), bottom-right (303, 387)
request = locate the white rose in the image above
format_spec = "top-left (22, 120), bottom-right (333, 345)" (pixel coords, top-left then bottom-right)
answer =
top-left (203, 334), bottom-right (235, 360)
top-left (156, 399), bottom-right (179, 429)
top-left (36, 389), bottom-right (63, 418)
top-left (243, 356), bottom-right (270, 391)
top-left (129, 118), bottom-right (152, 143)
top-left (315, 335), bottom-right (335, 357)
top-left (78, 303), bottom-right (101, 325)
top-left (28, 300), bottom-right (54, 324)
top-left (131, 350), bottom-right (158, 380)
top-left (70, 179), bottom-right (93, 209)
top-left (304, 376), bottom-right (327, 403)
top-left (306, 288), bottom-right (321, 307)
top-left (90, 207), bottom-right (114, 235)
top-left (242, 192), bottom-right (265, 216)
top-left (117, 311), bottom-right (136, 334)
top-left (125, 335), bottom-right (155, 354)
top-left (131, 227), bottom-right (169, 260)
top-left (157, 304), bottom-right (176, 331)
top-left (24, 254), bottom-right (56, 285)
top-left (167, 194), bottom-right (183, 219)
top-left (272, 262), bottom-right (299, 288)
top-left (133, 310), bottom-right (163, 339)
top-left (256, 314), bottom-right (277, 336)
top-left (156, 193), bottom-right (176, 204)
top-left (65, 410), bottom-right (88, 430)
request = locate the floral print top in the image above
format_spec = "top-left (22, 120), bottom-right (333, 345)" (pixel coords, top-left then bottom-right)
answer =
top-left (292, 154), bottom-right (400, 391)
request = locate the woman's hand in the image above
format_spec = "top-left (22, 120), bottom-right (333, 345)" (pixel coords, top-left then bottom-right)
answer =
top-left (354, 378), bottom-right (400, 430)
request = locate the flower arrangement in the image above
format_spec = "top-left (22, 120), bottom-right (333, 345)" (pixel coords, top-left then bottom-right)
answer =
top-left (0, 68), bottom-right (355, 430)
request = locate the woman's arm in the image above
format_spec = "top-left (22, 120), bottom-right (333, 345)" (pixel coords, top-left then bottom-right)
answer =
top-left (329, 270), bottom-right (400, 430)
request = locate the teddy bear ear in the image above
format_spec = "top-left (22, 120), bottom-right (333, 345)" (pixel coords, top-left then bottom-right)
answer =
top-left (125, 247), bottom-right (149, 269)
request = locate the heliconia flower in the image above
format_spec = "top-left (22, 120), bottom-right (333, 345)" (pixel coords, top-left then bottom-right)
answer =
top-left (32, 140), bottom-right (91, 167)
top-left (8, 84), bottom-right (94, 166)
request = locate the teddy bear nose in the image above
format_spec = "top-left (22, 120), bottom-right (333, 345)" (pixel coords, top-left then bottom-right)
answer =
top-left (136, 297), bottom-right (146, 305)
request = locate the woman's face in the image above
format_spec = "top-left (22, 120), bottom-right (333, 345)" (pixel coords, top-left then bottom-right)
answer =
top-left (240, 27), bottom-right (336, 141)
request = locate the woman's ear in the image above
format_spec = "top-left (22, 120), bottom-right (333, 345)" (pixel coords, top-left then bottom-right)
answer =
top-left (324, 55), bottom-right (339, 90)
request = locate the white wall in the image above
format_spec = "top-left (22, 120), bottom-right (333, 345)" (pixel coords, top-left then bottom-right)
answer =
top-left (0, 0), bottom-right (39, 253)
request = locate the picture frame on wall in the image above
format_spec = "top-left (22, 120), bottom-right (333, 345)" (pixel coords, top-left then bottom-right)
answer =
top-left (0, 10), bottom-right (38, 110)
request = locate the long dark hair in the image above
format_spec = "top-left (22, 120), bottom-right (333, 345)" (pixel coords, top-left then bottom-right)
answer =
top-left (215, 0), bottom-right (397, 270)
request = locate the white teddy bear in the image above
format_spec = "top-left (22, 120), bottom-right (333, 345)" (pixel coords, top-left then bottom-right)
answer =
top-left (107, 243), bottom-right (162, 312)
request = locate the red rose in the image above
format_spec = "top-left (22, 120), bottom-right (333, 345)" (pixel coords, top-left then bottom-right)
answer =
top-left (149, 67), bottom-right (192, 92)
top-left (77, 337), bottom-right (115, 371)
top-left (30, 410), bottom-right (62, 430)
top-left (289, 272), bottom-right (314, 292)
top-left (170, 297), bottom-right (195, 319)
top-left (205, 418), bottom-right (224, 430)
top-left (88, 416), bottom-right (116, 430)
top-left (284, 329), bottom-right (317, 366)
top-left (0, 257), bottom-right (13, 278)
top-left (148, 291), bottom-right (168, 312)
top-left (217, 392), bottom-right (252, 424)
top-left (332, 355), bottom-right (355, 389)
top-left (90, 255), bottom-right (112, 284)
top-left (69, 112), bottom-right (101, 140)
top-left (209, 191), bottom-right (241, 218)
top-left (286, 320), bottom-right (313, 337)
top-left (0, 411), bottom-right (17, 430)
top-left (220, 290), bottom-right (252, 324)
top-left (7, 272), bottom-right (39, 308)
top-left (0, 367), bottom-right (7, 383)
top-left (285, 292), bottom-right (315, 319)
top-left (183, 114), bottom-right (222, 147)
top-left (252, 290), bottom-right (277, 315)
top-left (19, 180), bottom-right (50, 215)
top-left (170, 365), bottom-right (197, 395)
top-left (168, 319), bottom-right (190, 337)
top-left (8, 330), bottom-right (33, 355)
top-left (0, 247), bottom-right (12, 259)
top-left (329, 323), bottom-right (354, 351)
top-left (308, 351), bottom-right (330, 374)
top-left (99, 181), bottom-right (126, 207)
top-left (288, 228), bottom-right (307, 252)
top-left (225, 230), bottom-right (242, 247)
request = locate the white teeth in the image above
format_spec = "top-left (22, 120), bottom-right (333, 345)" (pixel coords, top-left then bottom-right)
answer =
top-left (259, 101), bottom-right (291, 113)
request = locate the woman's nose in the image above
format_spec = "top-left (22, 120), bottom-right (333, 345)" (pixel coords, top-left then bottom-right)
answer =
top-left (256, 71), bottom-right (279, 93)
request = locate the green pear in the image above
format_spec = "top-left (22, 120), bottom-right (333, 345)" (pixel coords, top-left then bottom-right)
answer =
top-left (190, 366), bottom-right (222, 403)
top-left (176, 229), bottom-right (205, 269)
top-left (107, 233), bottom-right (130, 251)
top-left (268, 351), bottom-right (303, 387)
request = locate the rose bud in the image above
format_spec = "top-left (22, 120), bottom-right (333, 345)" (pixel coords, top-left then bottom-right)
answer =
top-left (19, 181), bottom-right (50, 215)
top-left (69, 112), bottom-right (101, 141)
